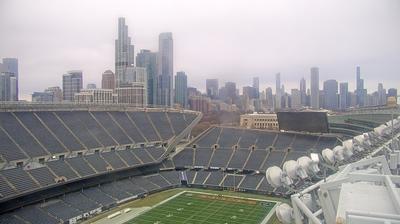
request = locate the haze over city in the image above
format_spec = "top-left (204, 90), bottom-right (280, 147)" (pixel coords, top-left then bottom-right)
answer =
top-left (1, 0), bottom-right (400, 100)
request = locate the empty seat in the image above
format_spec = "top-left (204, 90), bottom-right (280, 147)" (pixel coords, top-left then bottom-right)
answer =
top-left (62, 191), bottom-right (99, 212)
top-left (292, 134), bottom-right (318, 151)
top-left (108, 111), bottom-right (146, 143)
top-left (160, 171), bottom-right (180, 185)
top-left (0, 112), bottom-right (48, 158)
top-left (193, 148), bottom-right (213, 167)
top-left (167, 112), bottom-right (188, 134)
top-left (41, 200), bottom-right (81, 222)
top-left (73, 111), bottom-right (116, 147)
top-left (243, 150), bottom-right (268, 171)
top-left (99, 182), bottom-right (131, 200)
top-left (35, 112), bottom-right (84, 152)
top-left (237, 131), bottom-right (258, 149)
top-left (116, 150), bottom-right (141, 167)
top-left (147, 112), bottom-right (174, 140)
top-left (114, 179), bottom-right (146, 196)
top-left (227, 149), bottom-right (251, 169)
top-left (274, 133), bottom-right (294, 150)
top-left (238, 175), bottom-right (264, 190)
top-left (209, 148), bottom-right (233, 168)
top-left (255, 131), bottom-right (276, 149)
top-left (127, 112), bottom-right (160, 142)
top-left (192, 171), bottom-right (210, 185)
top-left (261, 151), bottom-right (286, 170)
top-left (14, 112), bottom-right (67, 154)
top-left (28, 167), bottom-right (57, 187)
top-left (145, 174), bottom-right (171, 188)
top-left (55, 111), bottom-right (101, 149)
top-left (0, 175), bottom-right (17, 198)
top-left (47, 159), bottom-right (79, 180)
top-left (66, 156), bottom-right (96, 177)
top-left (1, 168), bottom-right (39, 193)
top-left (173, 148), bottom-right (194, 168)
top-left (204, 171), bottom-right (224, 186)
top-left (85, 153), bottom-right (109, 172)
top-left (101, 151), bottom-right (127, 169)
top-left (257, 177), bottom-right (275, 193)
top-left (131, 148), bottom-right (153, 164)
top-left (217, 128), bottom-right (242, 148)
top-left (82, 187), bottom-right (116, 207)
top-left (15, 205), bottom-right (59, 224)
top-left (145, 147), bottom-right (165, 160)
top-left (221, 174), bottom-right (244, 188)
top-left (0, 127), bottom-right (27, 162)
top-left (131, 176), bottom-right (159, 192)
top-left (194, 127), bottom-right (221, 148)
top-left (90, 111), bottom-right (132, 145)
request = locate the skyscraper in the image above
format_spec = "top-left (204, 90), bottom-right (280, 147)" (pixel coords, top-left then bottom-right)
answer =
top-left (115, 17), bottom-right (134, 88)
top-left (101, 70), bottom-right (115, 90)
top-left (291, 89), bottom-right (301, 109)
top-left (62, 70), bottom-right (83, 101)
top-left (300, 77), bottom-right (306, 106)
top-left (265, 87), bottom-right (274, 109)
top-left (2, 58), bottom-right (18, 100)
top-left (310, 67), bottom-right (319, 109)
top-left (323, 79), bottom-right (338, 110)
top-left (253, 77), bottom-right (260, 98)
top-left (174, 71), bottom-right (188, 108)
top-left (355, 66), bottom-right (365, 107)
top-left (157, 32), bottom-right (173, 106)
top-left (377, 83), bottom-right (386, 106)
top-left (136, 49), bottom-right (158, 105)
top-left (275, 73), bottom-right (281, 109)
top-left (339, 82), bottom-right (348, 110)
top-left (206, 79), bottom-right (219, 99)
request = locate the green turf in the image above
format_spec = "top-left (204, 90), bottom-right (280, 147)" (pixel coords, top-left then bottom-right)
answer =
top-left (125, 191), bottom-right (276, 224)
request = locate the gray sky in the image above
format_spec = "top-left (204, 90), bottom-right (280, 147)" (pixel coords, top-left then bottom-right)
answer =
top-left (1, 0), bottom-right (399, 100)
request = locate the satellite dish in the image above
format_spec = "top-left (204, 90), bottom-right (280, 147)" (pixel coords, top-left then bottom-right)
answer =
top-left (283, 160), bottom-right (308, 180)
top-left (354, 135), bottom-right (364, 144)
top-left (333, 145), bottom-right (345, 161)
top-left (266, 166), bottom-right (283, 188)
top-left (276, 203), bottom-right (294, 224)
top-left (322, 148), bottom-right (335, 165)
top-left (298, 156), bottom-right (320, 174)
top-left (374, 125), bottom-right (386, 136)
top-left (342, 140), bottom-right (353, 159)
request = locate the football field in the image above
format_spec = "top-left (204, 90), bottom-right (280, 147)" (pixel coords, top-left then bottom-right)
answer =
top-left (125, 191), bottom-right (276, 224)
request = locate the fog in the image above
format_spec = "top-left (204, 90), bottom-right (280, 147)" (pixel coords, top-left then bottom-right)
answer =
top-left (0, 0), bottom-right (399, 100)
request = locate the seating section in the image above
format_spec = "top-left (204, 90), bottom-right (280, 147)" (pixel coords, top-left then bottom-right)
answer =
top-left (101, 151), bottom-right (127, 170)
top-left (0, 169), bottom-right (286, 223)
top-left (0, 110), bottom-right (198, 163)
top-left (185, 127), bottom-right (338, 171)
top-left (1, 168), bottom-right (39, 193)
top-left (65, 157), bottom-right (96, 177)
top-left (27, 167), bottom-right (56, 187)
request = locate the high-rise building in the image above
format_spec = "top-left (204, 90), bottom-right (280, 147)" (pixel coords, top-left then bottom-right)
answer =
top-left (377, 83), bottom-right (386, 106)
top-left (206, 79), bottom-right (219, 99)
top-left (243, 86), bottom-right (257, 99)
top-left (275, 73), bottom-right (281, 110)
top-left (136, 49), bottom-right (158, 105)
top-left (310, 67), bottom-right (320, 109)
top-left (45, 86), bottom-right (63, 102)
top-left (291, 89), bottom-right (301, 109)
top-left (174, 71), bottom-right (188, 108)
top-left (339, 82), bottom-right (348, 110)
top-left (157, 32), bottom-right (173, 106)
top-left (388, 88), bottom-right (398, 99)
top-left (265, 87), bottom-right (274, 109)
top-left (62, 70), bottom-right (83, 101)
top-left (355, 66), bottom-right (366, 107)
top-left (115, 66), bottom-right (147, 106)
top-left (323, 79), bottom-right (338, 110)
top-left (32, 92), bottom-right (54, 102)
top-left (300, 77), bottom-right (307, 106)
top-left (253, 77), bottom-right (260, 98)
top-left (2, 58), bottom-right (18, 100)
top-left (115, 17), bottom-right (135, 87)
top-left (224, 82), bottom-right (237, 104)
top-left (101, 70), bottom-right (115, 90)
top-left (86, 83), bottom-right (96, 89)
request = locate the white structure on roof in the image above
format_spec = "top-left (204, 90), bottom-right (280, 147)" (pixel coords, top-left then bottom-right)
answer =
top-left (273, 115), bottom-right (400, 224)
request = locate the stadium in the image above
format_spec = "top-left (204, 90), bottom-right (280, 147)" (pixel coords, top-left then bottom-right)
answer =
top-left (0, 103), bottom-right (399, 224)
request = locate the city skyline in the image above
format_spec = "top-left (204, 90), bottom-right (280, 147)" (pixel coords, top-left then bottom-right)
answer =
top-left (1, 0), bottom-right (400, 100)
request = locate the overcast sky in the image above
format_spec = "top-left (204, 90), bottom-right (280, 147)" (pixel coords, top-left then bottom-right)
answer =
top-left (1, 0), bottom-right (399, 100)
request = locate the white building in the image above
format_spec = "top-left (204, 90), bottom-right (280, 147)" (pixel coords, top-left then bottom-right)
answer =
top-left (74, 89), bottom-right (118, 104)
top-left (240, 113), bottom-right (279, 130)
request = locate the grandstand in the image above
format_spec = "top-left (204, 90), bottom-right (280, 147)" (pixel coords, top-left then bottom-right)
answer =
top-left (0, 103), bottom-right (398, 224)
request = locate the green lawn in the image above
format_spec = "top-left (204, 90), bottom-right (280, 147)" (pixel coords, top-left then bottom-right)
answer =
top-left (126, 191), bottom-right (276, 224)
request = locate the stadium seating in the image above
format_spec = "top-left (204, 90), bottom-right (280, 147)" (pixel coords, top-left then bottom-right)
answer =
top-left (127, 111), bottom-right (161, 142)
top-left (65, 156), bottom-right (96, 177)
top-left (147, 112), bottom-right (175, 140)
top-left (1, 168), bottom-right (39, 193)
top-left (217, 128), bottom-right (242, 148)
top-left (172, 147), bottom-right (193, 168)
top-left (35, 111), bottom-right (85, 152)
top-left (194, 148), bottom-right (213, 167)
top-left (27, 167), bottom-right (56, 187)
top-left (243, 150), bottom-right (268, 171)
top-left (221, 174), bottom-right (244, 188)
top-left (108, 111), bottom-right (146, 143)
top-left (238, 175), bottom-right (264, 191)
top-left (62, 191), bottom-right (100, 212)
top-left (41, 199), bottom-right (81, 222)
top-left (208, 148), bottom-right (233, 168)
top-left (227, 149), bottom-right (251, 170)
top-left (100, 151), bottom-right (127, 169)
top-left (194, 127), bottom-right (221, 148)
top-left (90, 111), bottom-right (132, 145)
